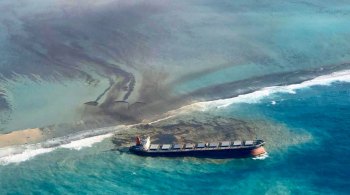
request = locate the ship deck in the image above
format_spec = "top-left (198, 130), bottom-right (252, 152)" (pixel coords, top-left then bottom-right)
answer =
top-left (132, 140), bottom-right (265, 153)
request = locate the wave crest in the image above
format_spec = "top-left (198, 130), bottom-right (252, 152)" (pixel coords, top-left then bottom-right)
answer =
top-left (0, 126), bottom-right (121, 165)
top-left (1, 69), bottom-right (350, 165)
top-left (196, 69), bottom-right (350, 109)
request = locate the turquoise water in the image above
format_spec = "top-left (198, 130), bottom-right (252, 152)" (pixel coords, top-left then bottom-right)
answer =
top-left (1, 0), bottom-right (350, 194)
top-left (2, 0), bottom-right (350, 132)
top-left (1, 82), bottom-right (349, 194)
top-left (1, 76), bottom-right (111, 132)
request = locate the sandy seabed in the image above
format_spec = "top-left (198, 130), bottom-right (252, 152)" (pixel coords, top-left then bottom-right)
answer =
top-left (0, 128), bottom-right (43, 148)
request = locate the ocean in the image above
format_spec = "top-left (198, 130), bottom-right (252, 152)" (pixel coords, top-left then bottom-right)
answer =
top-left (1, 0), bottom-right (350, 194)
top-left (1, 72), bottom-right (350, 194)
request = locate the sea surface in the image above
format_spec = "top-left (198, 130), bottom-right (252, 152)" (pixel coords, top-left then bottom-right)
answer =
top-left (1, 74), bottom-right (350, 194)
top-left (1, 0), bottom-right (350, 194)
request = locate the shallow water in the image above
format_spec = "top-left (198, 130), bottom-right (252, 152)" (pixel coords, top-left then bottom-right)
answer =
top-left (2, 0), bottom-right (350, 132)
top-left (1, 0), bottom-right (350, 194)
top-left (0, 75), bottom-right (111, 132)
top-left (1, 82), bottom-right (350, 194)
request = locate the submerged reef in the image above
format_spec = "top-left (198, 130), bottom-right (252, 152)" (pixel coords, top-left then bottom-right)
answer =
top-left (112, 113), bottom-right (311, 153)
top-left (113, 115), bottom-right (255, 147)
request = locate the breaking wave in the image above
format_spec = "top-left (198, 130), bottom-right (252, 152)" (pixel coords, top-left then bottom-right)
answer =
top-left (0, 145), bottom-right (55, 166)
top-left (190, 69), bottom-right (350, 110)
top-left (0, 126), bottom-right (124, 166)
top-left (1, 69), bottom-right (350, 165)
top-left (60, 133), bottom-right (114, 150)
top-left (252, 152), bottom-right (269, 160)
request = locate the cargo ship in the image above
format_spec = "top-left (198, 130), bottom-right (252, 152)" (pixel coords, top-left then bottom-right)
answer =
top-left (129, 136), bottom-right (266, 159)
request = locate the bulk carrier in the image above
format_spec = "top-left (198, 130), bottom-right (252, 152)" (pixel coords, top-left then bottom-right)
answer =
top-left (129, 137), bottom-right (266, 159)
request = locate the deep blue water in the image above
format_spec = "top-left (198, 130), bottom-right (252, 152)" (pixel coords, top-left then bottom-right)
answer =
top-left (1, 82), bottom-right (349, 194)
top-left (1, 0), bottom-right (350, 194)
top-left (258, 83), bottom-right (350, 193)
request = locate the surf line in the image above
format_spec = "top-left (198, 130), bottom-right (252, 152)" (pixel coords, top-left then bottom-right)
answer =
top-left (191, 69), bottom-right (350, 109)
top-left (0, 126), bottom-right (127, 166)
top-left (1, 69), bottom-right (350, 166)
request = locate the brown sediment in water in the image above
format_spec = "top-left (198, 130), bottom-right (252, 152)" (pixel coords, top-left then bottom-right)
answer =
top-left (0, 128), bottom-right (44, 148)
top-left (2, 0), bottom-right (350, 141)
top-left (112, 114), bottom-right (258, 147)
top-left (112, 112), bottom-right (312, 155)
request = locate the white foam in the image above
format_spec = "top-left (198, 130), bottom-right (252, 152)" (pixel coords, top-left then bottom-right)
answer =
top-left (197, 69), bottom-right (350, 109)
top-left (149, 69), bottom-right (350, 121)
top-left (0, 145), bottom-right (55, 166)
top-left (252, 152), bottom-right (269, 160)
top-left (0, 130), bottom-right (119, 165)
top-left (146, 115), bottom-right (176, 125)
top-left (1, 69), bottom-right (350, 165)
top-left (60, 133), bottom-right (113, 150)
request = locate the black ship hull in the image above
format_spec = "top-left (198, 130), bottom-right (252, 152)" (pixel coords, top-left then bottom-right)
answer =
top-left (129, 144), bottom-right (265, 159)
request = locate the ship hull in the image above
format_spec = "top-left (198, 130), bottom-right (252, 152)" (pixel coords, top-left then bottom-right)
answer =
top-left (129, 145), bottom-right (266, 159)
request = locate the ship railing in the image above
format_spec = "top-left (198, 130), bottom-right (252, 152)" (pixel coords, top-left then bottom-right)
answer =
top-left (145, 140), bottom-right (262, 151)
